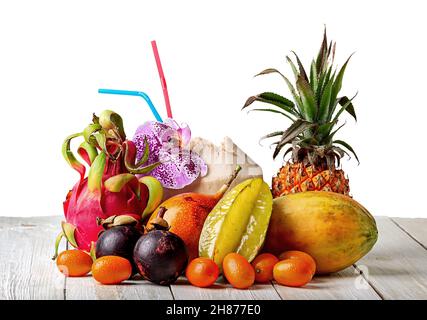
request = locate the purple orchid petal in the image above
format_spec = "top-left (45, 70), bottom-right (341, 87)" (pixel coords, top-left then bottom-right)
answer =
top-left (132, 120), bottom-right (207, 189)
top-left (177, 123), bottom-right (191, 146)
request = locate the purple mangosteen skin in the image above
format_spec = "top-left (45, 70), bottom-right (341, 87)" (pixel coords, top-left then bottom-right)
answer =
top-left (96, 225), bottom-right (143, 273)
top-left (133, 229), bottom-right (188, 285)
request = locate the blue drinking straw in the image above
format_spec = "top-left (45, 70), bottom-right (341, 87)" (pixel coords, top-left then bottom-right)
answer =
top-left (98, 89), bottom-right (163, 122)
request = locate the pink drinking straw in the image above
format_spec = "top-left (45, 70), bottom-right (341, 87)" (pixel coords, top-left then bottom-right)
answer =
top-left (151, 40), bottom-right (173, 119)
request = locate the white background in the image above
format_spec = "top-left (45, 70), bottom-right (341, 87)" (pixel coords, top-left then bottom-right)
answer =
top-left (1, 0), bottom-right (426, 218)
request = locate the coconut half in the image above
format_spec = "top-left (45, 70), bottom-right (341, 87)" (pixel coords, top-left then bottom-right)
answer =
top-left (163, 137), bottom-right (263, 199)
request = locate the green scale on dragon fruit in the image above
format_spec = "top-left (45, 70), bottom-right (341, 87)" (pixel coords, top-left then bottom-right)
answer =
top-left (132, 119), bottom-right (207, 189)
top-left (53, 110), bottom-right (158, 258)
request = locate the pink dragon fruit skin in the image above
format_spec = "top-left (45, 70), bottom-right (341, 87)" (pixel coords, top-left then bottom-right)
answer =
top-left (54, 111), bottom-right (158, 257)
top-left (62, 159), bottom-right (148, 251)
top-left (133, 119), bottom-right (207, 189)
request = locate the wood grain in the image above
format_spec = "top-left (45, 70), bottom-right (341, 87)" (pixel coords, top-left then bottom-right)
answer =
top-left (1, 216), bottom-right (426, 300)
top-left (355, 217), bottom-right (427, 299)
top-left (0, 216), bottom-right (65, 300)
top-left (65, 275), bottom-right (173, 300)
top-left (273, 267), bottom-right (380, 300)
top-left (392, 217), bottom-right (427, 248)
top-left (171, 276), bottom-right (281, 300)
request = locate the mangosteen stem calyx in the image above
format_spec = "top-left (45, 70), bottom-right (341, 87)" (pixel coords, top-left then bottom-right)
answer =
top-left (149, 207), bottom-right (170, 231)
top-left (97, 215), bottom-right (139, 229)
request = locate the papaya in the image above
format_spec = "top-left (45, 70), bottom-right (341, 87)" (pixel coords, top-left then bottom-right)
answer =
top-left (263, 191), bottom-right (378, 274)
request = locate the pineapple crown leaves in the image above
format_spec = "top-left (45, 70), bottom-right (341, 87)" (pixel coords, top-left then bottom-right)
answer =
top-left (243, 29), bottom-right (359, 168)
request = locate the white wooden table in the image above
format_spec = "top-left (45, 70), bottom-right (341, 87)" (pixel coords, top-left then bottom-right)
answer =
top-left (0, 216), bottom-right (426, 300)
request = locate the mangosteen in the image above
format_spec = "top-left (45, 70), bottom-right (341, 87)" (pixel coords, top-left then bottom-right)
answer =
top-left (133, 207), bottom-right (188, 285)
top-left (95, 215), bottom-right (143, 273)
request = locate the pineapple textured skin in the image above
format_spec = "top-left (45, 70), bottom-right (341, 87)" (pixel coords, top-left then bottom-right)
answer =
top-left (272, 162), bottom-right (349, 198)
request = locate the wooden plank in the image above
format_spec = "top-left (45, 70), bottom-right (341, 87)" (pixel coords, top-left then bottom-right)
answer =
top-left (392, 217), bottom-right (427, 248)
top-left (1, 216), bottom-right (425, 300)
top-left (65, 275), bottom-right (173, 300)
top-left (273, 267), bottom-right (380, 300)
top-left (355, 217), bottom-right (427, 300)
top-left (171, 276), bottom-right (281, 300)
top-left (0, 216), bottom-right (65, 300)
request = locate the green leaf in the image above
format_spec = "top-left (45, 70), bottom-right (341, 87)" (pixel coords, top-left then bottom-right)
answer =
top-left (94, 132), bottom-right (107, 153)
top-left (318, 76), bottom-right (334, 122)
top-left (327, 40), bottom-right (333, 57)
top-left (135, 136), bottom-right (150, 166)
top-left (260, 131), bottom-right (285, 142)
top-left (291, 51), bottom-right (309, 82)
top-left (104, 173), bottom-right (140, 196)
top-left (338, 96), bottom-right (357, 121)
top-left (61, 222), bottom-right (78, 248)
top-left (247, 108), bottom-right (295, 122)
top-left (83, 123), bottom-right (102, 146)
top-left (92, 113), bottom-right (100, 125)
top-left (243, 92), bottom-right (299, 117)
top-left (259, 92), bottom-right (295, 109)
top-left (110, 112), bottom-right (126, 140)
top-left (88, 152), bottom-right (106, 193)
top-left (99, 110), bottom-right (126, 140)
top-left (254, 68), bottom-right (304, 115)
top-left (330, 42), bottom-right (336, 65)
top-left (333, 139), bottom-right (360, 164)
top-left (121, 140), bottom-right (160, 175)
top-left (77, 141), bottom-right (98, 166)
top-left (330, 54), bottom-right (354, 108)
top-left (330, 121), bottom-right (346, 137)
top-left (332, 92), bottom-right (358, 123)
top-left (286, 56), bottom-right (299, 80)
top-left (316, 28), bottom-right (328, 73)
top-left (316, 121), bottom-right (336, 139)
top-left (273, 119), bottom-right (314, 159)
top-left (62, 132), bottom-right (86, 180)
top-left (310, 60), bottom-right (318, 93)
top-left (298, 137), bottom-right (319, 149)
top-left (255, 68), bottom-right (285, 78)
top-left (321, 121), bottom-right (346, 144)
top-left (128, 162), bottom-right (161, 175)
top-left (296, 76), bottom-right (317, 122)
top-left (89, 243), bottom-right (96, 262)
top-left (316, 66), bottom-right (334, 105)
top-left (52, 232), bottom-right (64, 260)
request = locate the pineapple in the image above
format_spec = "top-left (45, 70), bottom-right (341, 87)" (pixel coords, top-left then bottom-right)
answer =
top-left (243, 30), bottom-right (358, 198)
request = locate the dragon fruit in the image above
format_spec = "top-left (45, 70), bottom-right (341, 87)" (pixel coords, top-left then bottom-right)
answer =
top-left (53, 110), bottom-right (160, 258)
top-left (133, 119), bottom-right (207, 189)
